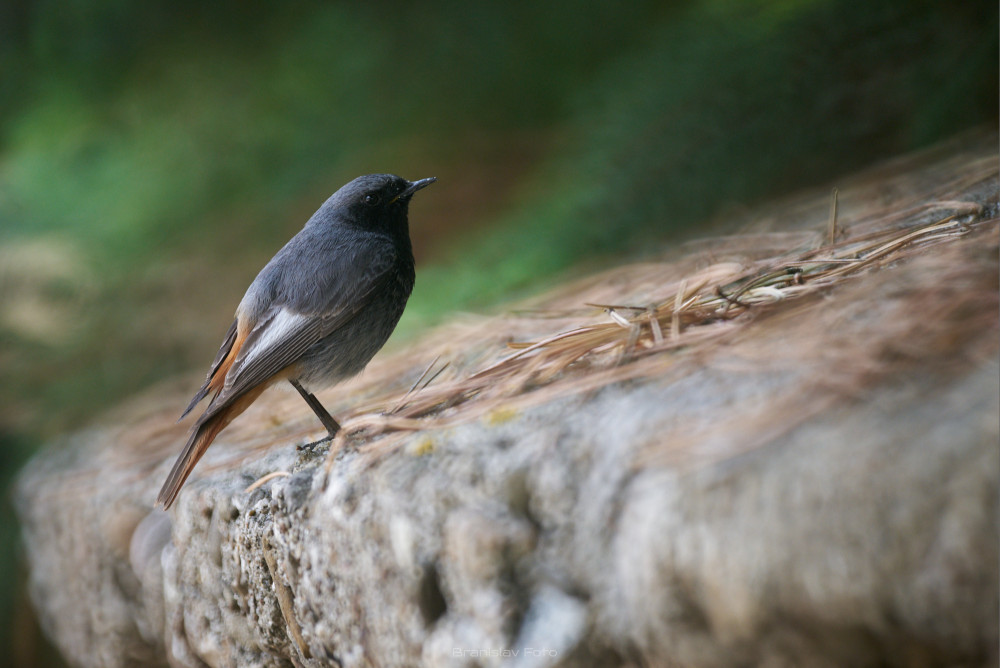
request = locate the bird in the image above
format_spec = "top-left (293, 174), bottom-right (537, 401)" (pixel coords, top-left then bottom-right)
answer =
top-left (156, 173), bottom-right (436, 508)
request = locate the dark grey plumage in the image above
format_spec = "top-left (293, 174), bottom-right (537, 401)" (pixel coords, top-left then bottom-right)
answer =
top-left (158, 173), bottom-right (435, 508)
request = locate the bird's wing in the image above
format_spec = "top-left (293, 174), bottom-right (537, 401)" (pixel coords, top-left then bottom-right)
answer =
top-left (179, 318), bottom-right (239, 419)
top-left (194, 242), bottom-right (399, 425)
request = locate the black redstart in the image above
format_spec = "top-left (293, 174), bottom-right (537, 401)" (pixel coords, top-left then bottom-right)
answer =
top-left (157, 173), bottom-right (435, 508)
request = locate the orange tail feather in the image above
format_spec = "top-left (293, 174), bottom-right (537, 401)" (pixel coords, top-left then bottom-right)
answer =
top-left (157, 384), bottom-right (267, 509)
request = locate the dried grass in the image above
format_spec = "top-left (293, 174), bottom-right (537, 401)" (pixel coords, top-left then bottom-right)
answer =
top-left (310, 157), bottom-right (998, 471)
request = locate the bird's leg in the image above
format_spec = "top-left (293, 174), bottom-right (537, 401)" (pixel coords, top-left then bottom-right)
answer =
top-left (289, 379), bottom-right (341, 437)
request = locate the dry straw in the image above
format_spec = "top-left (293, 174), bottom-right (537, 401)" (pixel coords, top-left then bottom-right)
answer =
top-left (321, 173), bottom-right (996, 471)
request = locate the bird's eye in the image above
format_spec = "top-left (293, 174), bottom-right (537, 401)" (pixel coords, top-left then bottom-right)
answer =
top-left (364, 193), bottom-right (381, 206)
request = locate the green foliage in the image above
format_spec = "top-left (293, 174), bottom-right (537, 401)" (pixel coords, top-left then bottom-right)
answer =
top-left (405, 0), bottom-right (998, 321)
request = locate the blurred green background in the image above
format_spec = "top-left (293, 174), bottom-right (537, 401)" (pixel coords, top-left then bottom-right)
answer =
top-left (1, 0), bottom-right (996, 664)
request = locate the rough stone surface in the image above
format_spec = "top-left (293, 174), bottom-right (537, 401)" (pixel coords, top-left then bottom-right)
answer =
top-left (16, 136), bottom-right (1000, 667)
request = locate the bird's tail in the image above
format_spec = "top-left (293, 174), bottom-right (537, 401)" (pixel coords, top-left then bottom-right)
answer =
top-left (156, 384), bottom-right (267, 509)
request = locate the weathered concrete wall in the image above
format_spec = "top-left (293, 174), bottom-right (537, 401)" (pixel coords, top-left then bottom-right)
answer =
top-left (16, 138), bottom-right (999, 667)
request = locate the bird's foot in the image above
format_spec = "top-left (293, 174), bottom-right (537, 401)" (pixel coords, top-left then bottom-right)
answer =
top-left (296, 434), bottom-right (336, 452)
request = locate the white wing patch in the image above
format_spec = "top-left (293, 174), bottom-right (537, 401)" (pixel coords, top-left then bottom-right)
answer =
top-left (253, 308), bottom-right (312, 353)
top-left (224, 308), bottom-right (312, 390)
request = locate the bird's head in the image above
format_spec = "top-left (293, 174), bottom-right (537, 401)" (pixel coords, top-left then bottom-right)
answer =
top-left (316, 173), bottom-right (436, 235)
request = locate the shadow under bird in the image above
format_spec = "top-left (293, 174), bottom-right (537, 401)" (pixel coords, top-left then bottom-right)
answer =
top-left (157, 174), bottom-right (436, 508)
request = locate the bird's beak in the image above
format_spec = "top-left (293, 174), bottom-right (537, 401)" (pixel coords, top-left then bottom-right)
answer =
top-left (391, 177), bottom-right (437, 204)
